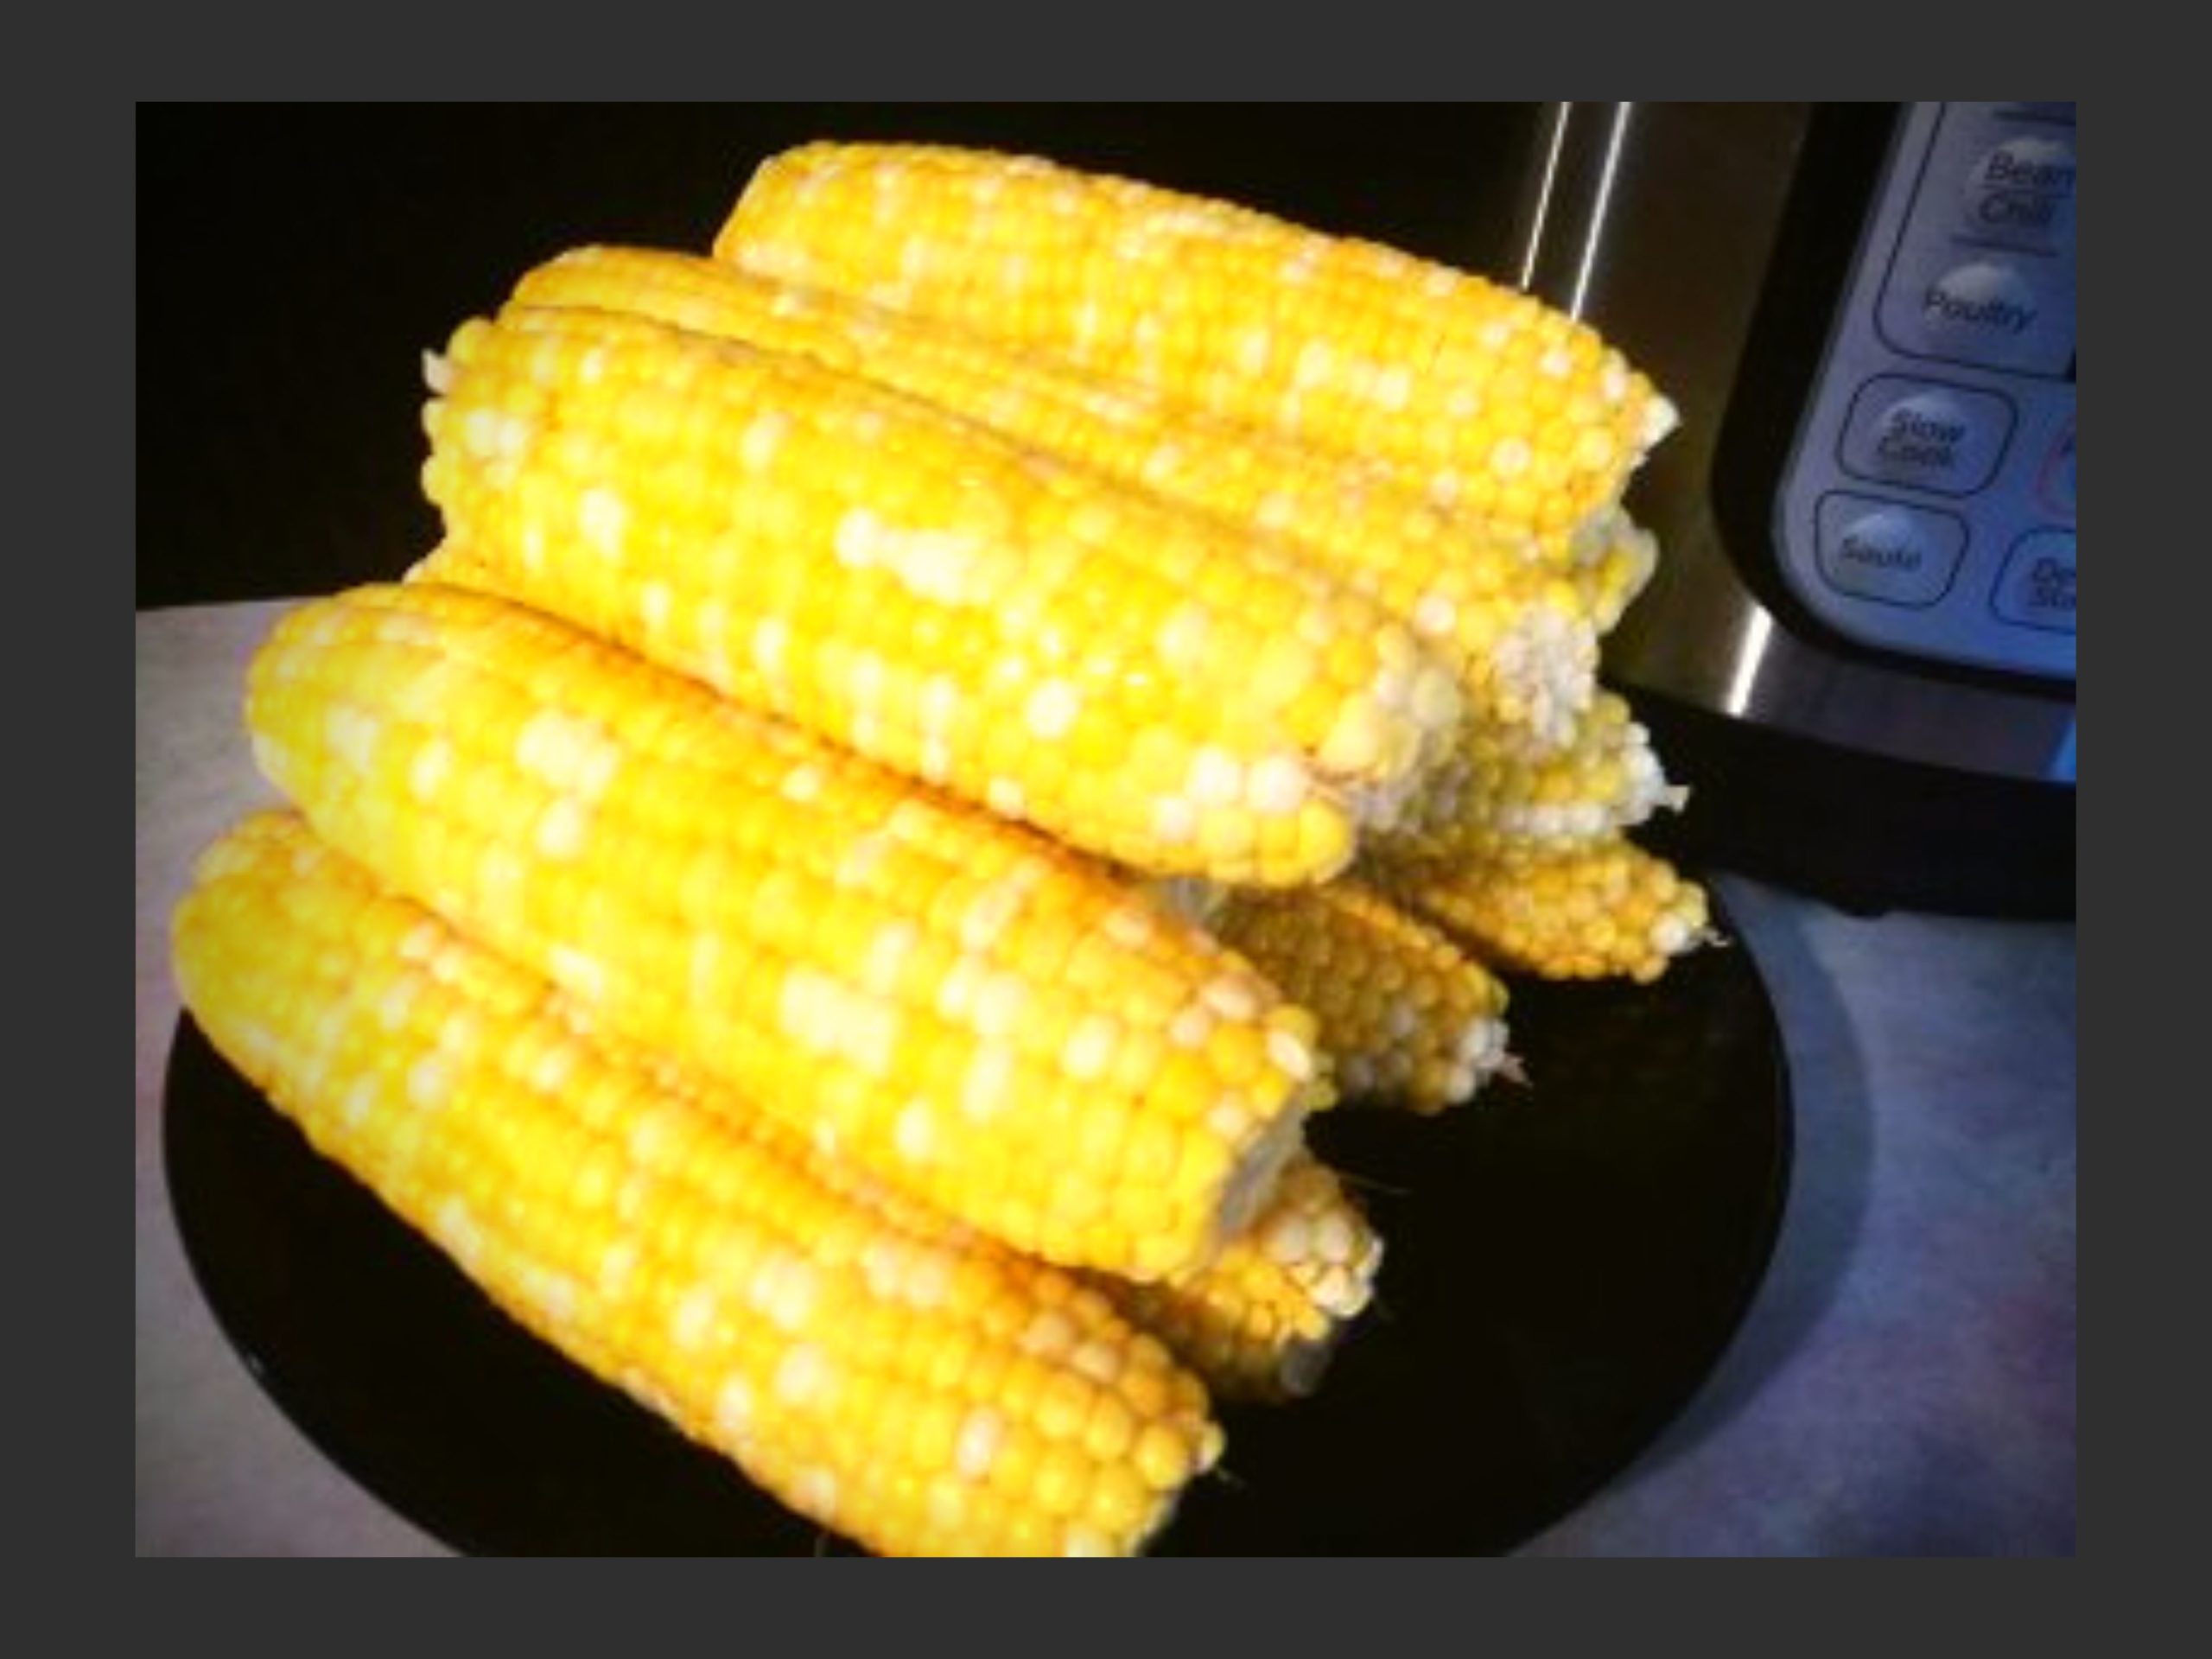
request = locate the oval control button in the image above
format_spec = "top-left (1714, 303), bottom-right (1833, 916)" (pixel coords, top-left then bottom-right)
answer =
top-left (1815, 494), bottom-right (1968, 608)
top-left (1841, 377), bottom-right (2015, 494)
top-left (1993, 529), bottom-right (2075, 633)
top-left (1919, 260), bottom-right (2042, 354)
top-left (1963, 134), bottom-right (2076, 251)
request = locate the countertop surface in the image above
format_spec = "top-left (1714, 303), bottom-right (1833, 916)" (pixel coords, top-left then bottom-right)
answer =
top-left (135, 600), bottom-right (2077, 1557)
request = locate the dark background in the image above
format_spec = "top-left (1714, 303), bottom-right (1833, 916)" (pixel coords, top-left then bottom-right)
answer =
top-left (137, 103), bottom-right (1543, 608)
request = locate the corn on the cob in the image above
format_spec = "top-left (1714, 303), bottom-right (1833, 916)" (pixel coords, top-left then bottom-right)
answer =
top-left (715, 143), bottom-right (1678, 537)
top-left (172, 812), bottom-right (1224, 1556)
top-left (1205, 880), bottom-right (1511, 1114)
top-left (1372, 837), bottom-right (1715, 984)
top-left (245, 582), bottom-right (1328, 1281)
top-left (1093, 1155), bottom-right (1382, 1403)
top-left (506, 245), bottom-right (1604, 753)
top-left (1385, 691), bottom-right (1686, 859)
top-left (421, 302), bottom-right (1463, 886)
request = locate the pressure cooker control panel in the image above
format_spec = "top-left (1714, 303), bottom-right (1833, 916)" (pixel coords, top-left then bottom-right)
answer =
top-left (1775, 102), bottom-right (2075, 682)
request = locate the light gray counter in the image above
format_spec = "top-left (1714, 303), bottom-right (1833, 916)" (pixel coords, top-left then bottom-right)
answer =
top-left (135, 601), bottom-right (2075, 1557)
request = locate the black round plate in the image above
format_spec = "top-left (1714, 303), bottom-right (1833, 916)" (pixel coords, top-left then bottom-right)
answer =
top-left (163, 910), bottom-right (1789, 1556)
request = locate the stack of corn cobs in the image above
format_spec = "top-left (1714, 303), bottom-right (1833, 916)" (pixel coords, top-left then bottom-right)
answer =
top-left (173, 143), bottom-right (1720, 1556)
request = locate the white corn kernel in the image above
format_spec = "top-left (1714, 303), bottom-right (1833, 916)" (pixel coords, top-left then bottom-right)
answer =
top-left (1151, 795), bottom-right (1198, 846)
top-left (1024, 678), bottom-right (1082, 741)
top-left (1315, 1211), bottom-right (1357, 1266)
top-left (1063, 1013), bottom-right (1122, 1082)
top-left (773, 1344), bottom-right (831, 1407)
top-left (834, 506), bottom-right (881, 569)
top-left (671, 1287), bottom-right (719, 1351)
top-left (741, 409), bottom-right (791, 470)
top-left (578, 486), bottom-right (629, 555)
top-left (1187, 747), bottom-right (1244, 810)
top-left (1265, 1027), bottom-right (1317, 1081)
top-left (1201, 976), bottom-right (1261, 1021)
top-left (535, 797), bottom-right (588, 860)
top-left (714, 1376), bottom-right (756, 1440)
top-left (1168, 1003), bottom-right (1214, 1050)
top-left (1265, 1213), bottom-right (1313, 1264)
top-left (1413, 592), bottom-right (1458, 639)
top-left (961, 1047), bottom-right (1014, 1122)
top-left (956, 1408), bottom-right (1004, 1479)
top-left (1248, 755), bottom-right (1308, 816)
top-left (893, 1099), bottom-right (938, 1162)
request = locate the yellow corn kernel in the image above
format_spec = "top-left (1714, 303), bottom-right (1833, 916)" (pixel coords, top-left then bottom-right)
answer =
top-left (245, 583), bottom-right (1328, 1280)
top-left (715, 143), bottom-right (1676, 537)
top-left (171, 812), bottom-right (1222, 1556)
top-left (421, 303), bottom-right (1462, 885)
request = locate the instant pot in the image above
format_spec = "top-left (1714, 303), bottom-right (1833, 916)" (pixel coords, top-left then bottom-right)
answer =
top-left (1521, 103), bottom-right (2076, 918)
